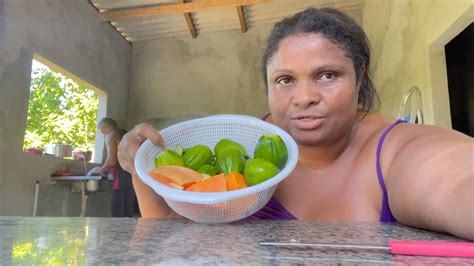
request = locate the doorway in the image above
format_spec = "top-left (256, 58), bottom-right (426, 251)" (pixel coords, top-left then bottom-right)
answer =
top-left (445, 23), bottom-right (474, 137)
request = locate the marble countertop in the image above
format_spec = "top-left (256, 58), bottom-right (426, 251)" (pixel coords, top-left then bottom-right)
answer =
top-left (1, 217), bottom-right (472, 265)
top-left (51, 175), bottom-right (113, 181)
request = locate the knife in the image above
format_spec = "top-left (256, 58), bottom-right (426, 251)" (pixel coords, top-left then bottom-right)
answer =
top-left (260, 240), bottom-right (474, 258)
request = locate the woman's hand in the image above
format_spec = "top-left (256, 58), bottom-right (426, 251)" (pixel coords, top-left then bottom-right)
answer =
top-left (118, 123), bottom-right (164, 176)
top-left (118, 123), bottom-right (179, 218)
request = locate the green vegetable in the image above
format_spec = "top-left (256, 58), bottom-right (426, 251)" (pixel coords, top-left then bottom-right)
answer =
top-left (214, 139), bottom-right (249, 159)
top-left (154, 150), bottom-right (184, 167)
top-left (253, 134), bottom-right (288, 169)
top-left (182, 145), bottom-right (214, 171)
top-left (173, 144), bottom-right (184, 156)
top-left (243, 158), bottom-right (280, 186)
top-left (198, 164), bottom-right (218, 176)
top-left (216, 148), bottom-right (246, 175)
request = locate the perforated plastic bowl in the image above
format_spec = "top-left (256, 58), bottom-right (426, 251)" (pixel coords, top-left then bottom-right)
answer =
top-left (135, 114), bottom-right (298, 223)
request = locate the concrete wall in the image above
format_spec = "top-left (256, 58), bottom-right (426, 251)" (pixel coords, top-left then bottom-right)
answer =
top-left (363, 0), bottom-right (473, 126)
top-left (127, 25), bottom-right (273, 127)
top-left (0, 0), bottom-right (131, 216)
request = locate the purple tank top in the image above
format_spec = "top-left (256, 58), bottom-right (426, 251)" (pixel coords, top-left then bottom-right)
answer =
top-left (249, 117), bottom-right (405, 222)
top-left (376, 119), bottom-right (406, 222)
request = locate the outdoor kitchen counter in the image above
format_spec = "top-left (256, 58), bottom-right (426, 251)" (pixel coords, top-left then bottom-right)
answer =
top-left (49, 176), bottom-right (113, 217)
top-left (51, 175), bottom-right (113, 181)
top-left (1, 217), bottom-right (472, 264)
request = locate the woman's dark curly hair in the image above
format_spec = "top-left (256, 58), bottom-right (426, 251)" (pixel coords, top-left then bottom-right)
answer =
top-left (262, 8), bottom-right (379, 113)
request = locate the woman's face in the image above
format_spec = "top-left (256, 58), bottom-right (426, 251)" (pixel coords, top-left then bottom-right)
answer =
top-left (267, 33), bottom-right (359, 146)
top-left (99, 124), bottom-right (110, 135)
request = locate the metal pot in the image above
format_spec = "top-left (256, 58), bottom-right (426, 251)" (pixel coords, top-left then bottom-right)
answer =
top-left (86, 180), bottom-right (99, 192)
top-left (86, 179), bottom-right (108, 192)
top-left (45, 144), bottom-right (73, 158)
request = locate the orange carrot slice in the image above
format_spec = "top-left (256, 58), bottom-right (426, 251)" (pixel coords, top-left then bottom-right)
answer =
top-left (149, 171), bottom-right (183, 189)
top-left (185, 173), bottom-right (226, 192)
top-left (225, 172), bottom-right (248, 191)
top-left (149, 165), bottom-right (203, 188)
top-left (182, 181), bottom-right (197, 189)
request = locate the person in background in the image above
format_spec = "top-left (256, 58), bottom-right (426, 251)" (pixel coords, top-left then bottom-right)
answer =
top-left (117, 8), bottom-right (473, 240)
top-left (88, 117), bottom-right (140, 217)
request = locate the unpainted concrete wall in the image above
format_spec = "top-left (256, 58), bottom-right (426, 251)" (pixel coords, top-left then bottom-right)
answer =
top-left (0, 0), bottom-right (131, 216)
top-left (127, 25), bottom-right (273, 127)
top-left (363, 0), bottom-right (473, 126)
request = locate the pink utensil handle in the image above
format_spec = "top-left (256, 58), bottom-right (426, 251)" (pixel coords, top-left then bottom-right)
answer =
top-left (389, 240), bottom-right (474, 258)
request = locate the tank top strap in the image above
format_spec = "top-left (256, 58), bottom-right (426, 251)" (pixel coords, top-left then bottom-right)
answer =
top-left (376, 119), bottom-right (406, 222)
top-left (261, 112), bottom-right (271, 121)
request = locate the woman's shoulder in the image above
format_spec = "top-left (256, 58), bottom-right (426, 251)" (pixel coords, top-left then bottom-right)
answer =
top-left (360, 113), bottom-right (467, 139)
top-left (355, 113), bottom-right (396, 141)
top-left (356, 113), bottom-right (471, 155)
top-left (357, 113), bottom-right (394, 128)
top-left (354, 113), bottom-right (413, 157)
top-left (106, 130), bottom-right (123, 142)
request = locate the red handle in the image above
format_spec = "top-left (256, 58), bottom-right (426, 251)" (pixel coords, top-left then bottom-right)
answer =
top-left (389, 240), bottom-right (474, 258)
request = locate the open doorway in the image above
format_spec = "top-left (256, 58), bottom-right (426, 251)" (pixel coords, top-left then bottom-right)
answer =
top-left (24, 54), bottom-right (108, 163)
top-left (445, 23), bottom-right (474, 137)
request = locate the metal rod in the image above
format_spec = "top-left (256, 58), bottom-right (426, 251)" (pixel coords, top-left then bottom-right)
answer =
top-left (398, 86), bottom-right (423, 124)
top-left (260, 242), bottom-right (390, 250)
top-left (80, 182), bottom-right (86, 217)
top-left (33, 181), bottom-right (39, 216)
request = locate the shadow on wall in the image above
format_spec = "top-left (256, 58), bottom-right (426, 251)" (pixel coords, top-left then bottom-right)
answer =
top-left (146, 115), bottom-right (204, 130)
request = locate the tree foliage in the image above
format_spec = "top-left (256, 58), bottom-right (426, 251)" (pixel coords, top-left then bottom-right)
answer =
top-left (24, 68), bottom-right (99, 151)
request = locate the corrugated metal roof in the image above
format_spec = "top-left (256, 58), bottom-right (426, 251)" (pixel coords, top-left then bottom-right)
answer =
top-left (89, 0), bottom-right (365, 43)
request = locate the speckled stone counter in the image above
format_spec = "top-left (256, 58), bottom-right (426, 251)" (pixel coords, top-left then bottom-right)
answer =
top-left (1, 217), bottom-right (472, 265)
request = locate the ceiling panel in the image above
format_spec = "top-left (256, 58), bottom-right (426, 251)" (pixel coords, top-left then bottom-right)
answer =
top-left (89, 0), bottom-right (365, 43)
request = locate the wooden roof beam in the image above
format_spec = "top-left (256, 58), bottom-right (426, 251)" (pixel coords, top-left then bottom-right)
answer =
top-left (182, 12), bottom-right (197, 38)
top-left (178, 0), bottom-right (197, 38)
top-left (100, 0), bottom-right (269, 21)
top-left (235, 5), bottom-right (247, 33)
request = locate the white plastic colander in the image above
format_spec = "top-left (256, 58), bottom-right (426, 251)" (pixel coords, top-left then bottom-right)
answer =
top-left (135, 114), bottom-right (298, 223)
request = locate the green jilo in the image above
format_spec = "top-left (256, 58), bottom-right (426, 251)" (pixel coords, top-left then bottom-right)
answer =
top-left (198, 164), bottom-right (218, 176)
top-left (182, 145), bottom-right (214, 171)
top-left (214, 139), bottom-right (249, 159)
top-left (216, 148), bottom-right (246, 175)
top-left (155, 150), bottom-right (184, 167)
top-left (244, 158), bottom-right (280, 186)
top-left (253, 134), bottom-right (288, 169)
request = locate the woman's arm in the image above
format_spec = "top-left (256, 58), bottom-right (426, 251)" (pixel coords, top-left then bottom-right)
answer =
top-left (94, 132), bottom-right (119, 174)
top-left (118, 123), bottom-right (181, 219)
top-left (386, 124), bottom-right (473, 240)
top-left (132, 174), bottom-right (180, 218)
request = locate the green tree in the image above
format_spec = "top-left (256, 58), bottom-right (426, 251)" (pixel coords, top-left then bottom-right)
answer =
top-left (24, 68), bottom-right (99, 152)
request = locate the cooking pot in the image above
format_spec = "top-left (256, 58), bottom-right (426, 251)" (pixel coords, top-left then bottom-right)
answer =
top-left (86, 179), bottom-right (108, 192)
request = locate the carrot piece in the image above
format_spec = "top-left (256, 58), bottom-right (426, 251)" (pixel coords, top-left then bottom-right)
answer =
top-left (225, 172), bottom-right (248, 191)
top-left (149, 165), bottom-right (203, 187)
top-left (149, 171), bottom-right (184, 189)
top-left (185, 173), bottom-right (226, 192)
top-left (182, 181), bottom-right (197, 189)
top-left (167, 182), bottom-right (184, 190)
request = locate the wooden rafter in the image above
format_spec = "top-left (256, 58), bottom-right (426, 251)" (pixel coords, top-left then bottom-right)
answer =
top-left (178, 0), bottom-right (197, 38)
top-left (235, 6), bottom-right (247, 33)
top-left (100, 0), bottom-right (268, 21)
top-left (182, 13), bottom-right (198, 38)
top-left (87, 0), bottom-right (130, 44)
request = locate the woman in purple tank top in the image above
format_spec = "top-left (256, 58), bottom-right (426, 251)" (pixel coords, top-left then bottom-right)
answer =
top-left (119, 9), bottom-right (473, 240)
